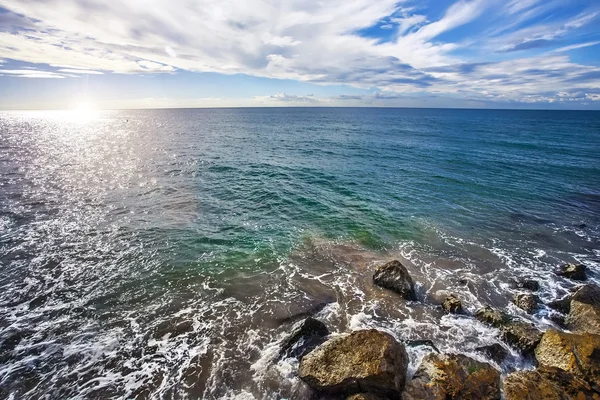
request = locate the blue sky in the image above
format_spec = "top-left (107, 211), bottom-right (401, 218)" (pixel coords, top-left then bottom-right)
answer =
top-left (0, 0), bottom-right (599, 109)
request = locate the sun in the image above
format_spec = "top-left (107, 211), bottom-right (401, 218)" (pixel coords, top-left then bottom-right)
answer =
top-left (70, 100), bottom-right (97, 112)
top-left (67, 100), bottom-right (99, 121)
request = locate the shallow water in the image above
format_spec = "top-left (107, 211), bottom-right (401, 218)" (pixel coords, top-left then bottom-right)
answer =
top-left (0, 108), bottom-right (599, 399)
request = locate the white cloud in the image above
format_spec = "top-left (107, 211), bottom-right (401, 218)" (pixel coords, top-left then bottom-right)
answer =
top-left (0, 69), bottom-right (68, 78)
top-left (57, 68), bottom-right (104, 74)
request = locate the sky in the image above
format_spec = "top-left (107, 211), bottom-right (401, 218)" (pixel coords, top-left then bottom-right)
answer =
top-left (0, 0), bottom-right (600, 110)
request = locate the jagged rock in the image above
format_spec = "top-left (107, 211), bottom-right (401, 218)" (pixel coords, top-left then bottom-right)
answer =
top-left (503, 365), bottom-right (600, 400)
top-left (475, 306), bottom-right (542, 354)
top-left (442, 294), bottom-right (463, 314)
top-left (406, 339), bottom-right (440, 354)
top-left (475, 344), bottom-right (509, 364)
top-left (566, 285), bottom-right (600, 335)
top-left (299, 329), bottom-right (408, 398)
top-left (346, 394), bottom-right (383, 400)
top-left (373, 260), bottom-right (416, 301)
top-left (402, 353), bottom-right (501, 400)
top-left (279, 317), bottom-right (329, 359)
top-left (516, 279), bottom-right (540, 292)
top-left (556, 263), bottom-right (587, 281)
top-left (548, 296), bottom-right (572, 314)
top-left (513, 293), bottom-right (539, 314)
top-left (535, 329), bottom-right (600, 386)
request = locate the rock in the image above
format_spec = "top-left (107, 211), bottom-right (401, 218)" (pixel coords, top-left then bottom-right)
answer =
top-left (566, 285), bottom-right (600, 335)
top-left (503, 366), bottom-right (600, 400)
top-left (475, 344), bottom-right (509, 364)
top-left (299, 329), bottom-right (408, 398)
top-left (373, 260), bottom-right (416, 301)
top-left (513, 293), bottom-right (539, 314)
top-left (279, 317), bottom-right (329, 360)
top-left (548, 296), bottom-right (572, 314)
top-left (442, 294), bottom-right (463, 314)
top-left (346, 394), bottom-right (383, 400)
top-left (475, 306), bottom-right (542, 354)
top-left (535, 329), bottom-right (600, 387)
top-left (475, 306), bottom-right (508, 327)
top-left (406, 339), bottom-right (440, 354)
top-left (402, 353), bottom-right (501, 400)
top-left (556, 263), bottom-right (587, 281)
top-left (516, 279), bottom-right (540, 292)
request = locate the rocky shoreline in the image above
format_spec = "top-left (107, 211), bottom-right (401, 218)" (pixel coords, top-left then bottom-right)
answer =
top-left (278, 260), bottom-right (600, 399)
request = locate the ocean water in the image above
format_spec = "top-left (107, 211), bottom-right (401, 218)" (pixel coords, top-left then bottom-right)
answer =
top-left (0, 107), bottom-right (599, 399)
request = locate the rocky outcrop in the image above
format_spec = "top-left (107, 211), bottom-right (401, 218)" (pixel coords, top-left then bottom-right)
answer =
top-left (503, 366), bottom-right (600, 400)
top-left (513, 293), bottom-right (539, 314)
top-left (535, 329), bottom-right (600, 387)
top-left (556, 263), bottom-right (587, 281)
top-left (475, 344), bottom-right (509, 364)
top-left (373, 260), bottom-right (416, 300)
top-left (402, 353), bottom-right (501, 400)
top-left (566, 285), bottom-right (600, 335)
top-left (475, 306), bottom-right (542, 354)
top-left (442, 294), bottom-right (463, 314)
top-left (299, 329), bottom-right (408, 398)
top-left (516, 279), bottom-right (540, 292)
top-left (279, 317), bottom-right (329, 360)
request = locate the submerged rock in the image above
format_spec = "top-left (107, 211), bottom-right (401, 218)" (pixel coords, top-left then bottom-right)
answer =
top-left (513, 293), bottom-right (539, 314)
top-left (299, 329), bottom-right (408, 398)
top-left (442, 294), bottom-right (463, 314)
top-left (535, 329), bottom-right (600, 386)
top-left (516, 279), bottom-right (540, 292)
top-left (152, 318), bottom-right (193, 339)
top-left (279, 317), bottom-right (329, 360)
top-left (402, 353), bottom-right (501, 400)
top-left (556, 263), bottom-right (587, 281)
top-left (475, 344), bottom-right (509, 364)
top-left (566, 285), bottom-right (600, 335)
top-left (373, 260), bottom-right (416, 301)
top-left (503, 366), bottom-right (600, 400)
top-left (475, 306), bottom-right (542, 354)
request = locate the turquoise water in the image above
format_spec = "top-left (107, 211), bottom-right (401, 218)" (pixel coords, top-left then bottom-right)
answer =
top-left (0, 108), bottom-right (599, 398)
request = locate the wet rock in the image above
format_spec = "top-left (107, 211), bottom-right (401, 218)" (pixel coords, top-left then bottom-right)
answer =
top-left (503, 365), bottom-right (600, 400)
top-left (153, 318), bottom-right (193, 339)
top-left (513, 293), bottom-right (539, 314)
top-left (373, 260), bottom-right (416, 301)
top-left (535, 329), bottom-right (600, 386)
top-left (556, 263), bottom-right (587, 281)
top-left (299, 329), bottom-right (408, 398)
top-left (442, 294), bottom-right (463, 314)
top-left (402, 353), bottom-right (501, 400)
top-left (475, 306), bottom-right (542, 354)
top-left (547, 296), bottom-right (572, 314)
top-left (279, 317), bottom-right (329, 360)
top-left (566, 285), bottom-right (600, 335)
top-left (516, 279), bottom-right (540, 292)
top-left (406, 339), bottom-right (440, 354)
top-left (346, 394), bottom-right (383, 400)
top-left (277, 300), bottom-right (332, 324)
top-left (475, 344), bottom-right (509, 364)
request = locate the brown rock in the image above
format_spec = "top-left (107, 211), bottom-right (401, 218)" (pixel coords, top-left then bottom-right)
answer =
top-left (373, 260), bottom-right (416, 300)
top-left (504, 365), bottom-right (600, 400)
top-left (566, 285), bottom-right (600, 335)
top-left (346, 394), bottom-right (383, 400)
top-left (556, 263), bottom-right (587, 281)
top-left (513, 293), bottom-right (539, 314)
top-left (475, 306), bottom-right (508, 327)
top-left (402, 353), bottom-right (500, 400)
top-left (475, 306), bottom-right (542, 354)
top-left (299, 329), bottom-right (408, 398)
top-left (535, 329), bottom-right (600, 387)
top-left (442, 294), bottom-right (463, 314)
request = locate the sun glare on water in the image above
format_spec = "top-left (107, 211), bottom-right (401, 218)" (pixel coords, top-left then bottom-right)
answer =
top-left (67, 100), bottom-right (99, 121)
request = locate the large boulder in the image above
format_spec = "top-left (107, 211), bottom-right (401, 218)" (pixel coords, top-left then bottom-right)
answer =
top-left (513, 293), bottom-right (539, 314)
top-left (373, 260), bottom-right (416, 300)
top-left (535, 329), bottom-right (600, 387)
top-left (566, 285), bottom-right (600, 335)
top-left (279, 317), bottom-right (329, 360)
top-left (503, 366), bottom-right (600, 400)
top-left (442, 294), bottom-right (463, 314)
top-left (402, 353), bottom-right (501, 400)
top-left (299, 329), bottom-right (408, 398)
top-left (556, 263), bottom-right (587, 281)
top-left (475, 306), bottom-right (542, 354)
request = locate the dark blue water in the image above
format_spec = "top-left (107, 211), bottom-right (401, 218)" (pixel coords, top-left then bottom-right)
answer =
top-left (0, 108), bottom-right (599, 399)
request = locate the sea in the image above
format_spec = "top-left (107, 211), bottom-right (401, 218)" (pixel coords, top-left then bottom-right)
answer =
top-left (0, 107), bottom-right (599, 399)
